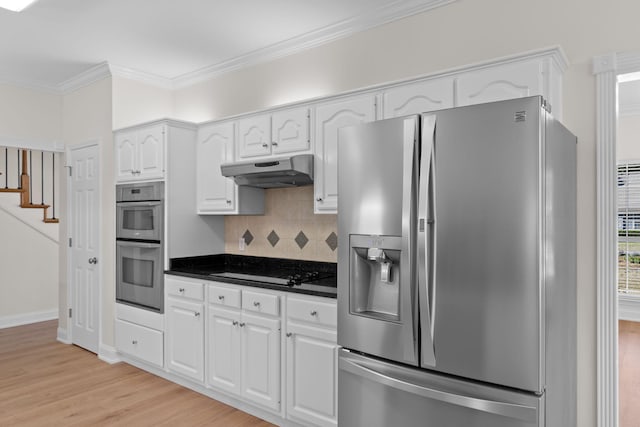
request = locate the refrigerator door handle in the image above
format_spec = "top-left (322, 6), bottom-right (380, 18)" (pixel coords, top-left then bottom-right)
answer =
top-left (418, 114), bottom-right (437, 367)
top-left (401, 117), bottom-right (418, 363)
top-left (340, 356), bottom-right (538, 423)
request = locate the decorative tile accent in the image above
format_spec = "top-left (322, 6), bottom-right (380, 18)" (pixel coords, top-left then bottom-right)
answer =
top-left (242, 229), bottom-right (254, 246)
top-left (325, 232), bottom-right (338, 251)
top-left (267, 230), bottom-right (280, 247)
top-left (295, 231), bottom-right (309, 249)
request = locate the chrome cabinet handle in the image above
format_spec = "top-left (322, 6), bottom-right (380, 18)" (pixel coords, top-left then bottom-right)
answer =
top-left (316, 197), bottom-right (323, 202)
top-left (226, 200), bottom-right (232, 204)
top-left (253, 301), bottom-right (261, 307)
top-left (132, 340), bottom-right (138, 344)
top-left (179, 288), bottom-right (185, 293)
top-left (218, 295), bottom-right (225, 300)
top-left (261, 143), bottom-right (268, 148)
top-left (88, 257), bottom-right (98, 264)
top-left (286, 332), bottom-right (292, 338)
top-left (239, 322), bottom-right (246, 327)
top-left (272, 141), bottom-right (278, 146)
top-left (310, 310), bottom-right (317, 316)
top-left (194, 312), bottom-right (200, 317)
top-left (232, 321), bottom-right (238, 326)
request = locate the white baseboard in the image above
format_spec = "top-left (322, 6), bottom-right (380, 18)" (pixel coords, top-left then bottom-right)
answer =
top-left (619, 295), bottom-right (640, 322)
top-left (0, 309), bottom-right (58, 329)
top-left (57, 327), bottom-right (71, 344)
top-left (99, 343), bottom-right (122, 364)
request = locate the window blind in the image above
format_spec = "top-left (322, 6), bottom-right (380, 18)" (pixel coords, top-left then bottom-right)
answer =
top-left (618, 162), bottom-right (640, 294)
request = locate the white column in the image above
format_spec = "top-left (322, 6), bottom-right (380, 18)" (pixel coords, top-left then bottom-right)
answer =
top-left (593, 52), bottom-right (618, 427)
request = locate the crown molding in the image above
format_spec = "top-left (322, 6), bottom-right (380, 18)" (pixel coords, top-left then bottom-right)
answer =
top-left (108, 64), bottom-right (174, 90)
top-left (172, 0), bottom-right (457, 89)
top-left (57, 61), bottom-right (112, 93)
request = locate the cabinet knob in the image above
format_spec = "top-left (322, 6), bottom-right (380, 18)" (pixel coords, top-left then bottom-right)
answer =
top-left (310, 310), bottom-right (318, 316)
top-left (316, 197), bottom-right (323, 202)
top-left (262, 143), bottom-right (268, 148)
top-left (218, 295), bottom-right (225, 300)
top-left (271, 141), bottom-right (278, 146)
top-left (88, 257), bottom-right (98, 264)
top-left (179, 288), bottom-right (185, 293)
top-left (226, 200), bottom-right (232, 204)
top-left (132, 340), bottom-right (138, 345)
top-left (239, 322), bottom-right (246, 327)
top-left (232, 320), bottom-right (239, 326)
top-left (286, 332), bottom-right (292, 338)
top-left (194, 312), bottom-right (200, 317)
top-left (253, 301), bottom-right (261, 307)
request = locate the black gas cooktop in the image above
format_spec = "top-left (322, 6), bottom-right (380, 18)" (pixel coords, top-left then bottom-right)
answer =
top-left (167, 254), bottom-right (337, 298)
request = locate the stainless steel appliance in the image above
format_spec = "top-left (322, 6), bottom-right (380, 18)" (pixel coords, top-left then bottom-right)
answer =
top-left (116, 181), bottom-right (164, 312)
top-left (337, 96), bottom-right (576, 427)
top-left (221, 154), bottom-right (313, 188)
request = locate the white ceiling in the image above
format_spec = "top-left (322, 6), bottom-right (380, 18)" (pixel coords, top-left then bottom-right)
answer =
top-left (0, 0), bottom-right (453, 92)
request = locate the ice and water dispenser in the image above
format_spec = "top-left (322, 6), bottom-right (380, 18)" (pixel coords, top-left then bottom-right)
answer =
top-left (349, 234), bottom-right (402, 322)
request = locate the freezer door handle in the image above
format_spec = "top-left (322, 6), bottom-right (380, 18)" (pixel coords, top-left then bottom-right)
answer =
top-left (418, 114), bottom-right (437, 367)
top-left (340, 355), bottom-right (538, 423)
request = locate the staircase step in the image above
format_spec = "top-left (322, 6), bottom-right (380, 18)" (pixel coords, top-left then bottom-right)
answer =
top-left (20, 203), bottom-right (50, 209)
top-left (0, 188), bottom-right (24, 193)
top-left (43, 218), bottom-right (60, 224)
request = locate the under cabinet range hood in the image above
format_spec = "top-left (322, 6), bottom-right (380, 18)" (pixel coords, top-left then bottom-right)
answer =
top-left (221, 154), bottom-right (313, 188)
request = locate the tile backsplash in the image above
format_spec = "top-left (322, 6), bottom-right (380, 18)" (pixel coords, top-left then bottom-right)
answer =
top-left (224, 186), bottom-right (337, 262)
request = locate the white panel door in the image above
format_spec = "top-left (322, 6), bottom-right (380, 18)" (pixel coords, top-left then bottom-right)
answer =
top-left (455, 60), bottom-right (543, 107)
top-left (238, 114), bottom-right (272, 159)
top-left (241, 312), bottom-right (281, 411)
top-left (166, 298), bottom-right (204, 382)
top-left (272, 107), bottom-right (311, 155)
top-left (196, 122), bottom-right (236, 213)
top-left (207, 306), bottom-right (242, 395)
top-left (383, 78), bottom-right (455, 118)
top-left (286, 328), bottom-right (338, 427)
top-left (70, 143), bottom-right (100, 353)
top-left (314, 95), bottom-right (376, 213)
top-left (115, 130), bottom-right (137, 182)
top-left (137, 124), bottom-right (165, 180)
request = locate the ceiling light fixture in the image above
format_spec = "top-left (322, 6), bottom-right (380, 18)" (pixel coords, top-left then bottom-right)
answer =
top-left (0, 0), bottom-right (39, 12)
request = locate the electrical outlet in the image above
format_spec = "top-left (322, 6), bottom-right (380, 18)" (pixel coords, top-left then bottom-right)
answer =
top-left (239, 237), bottom-right (246, 251)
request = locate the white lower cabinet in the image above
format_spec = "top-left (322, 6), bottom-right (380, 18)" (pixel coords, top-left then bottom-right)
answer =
top-left (207, 284), bottom-right (281, 412)
top-left (115, 319), bottom-right (164, 368)
top-left (166, 288), bottom-right (205, 382)
top-left (286, 296), bottom-right (338, 427)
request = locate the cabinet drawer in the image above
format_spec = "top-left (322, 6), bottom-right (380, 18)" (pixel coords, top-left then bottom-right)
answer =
top-left (115, 319), bottom-right (163, 367)
top-left (287, 296), bottom-right (337, 328)
top-left (166, 277), bottom-right (204, 301)
top-left (242, 290), bottom-right (279, 316)
top-left (209, 284), bottom-right (242, 308)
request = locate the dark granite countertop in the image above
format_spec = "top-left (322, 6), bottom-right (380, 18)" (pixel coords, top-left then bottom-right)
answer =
top-left (166, 254), bottom-right (337, 299)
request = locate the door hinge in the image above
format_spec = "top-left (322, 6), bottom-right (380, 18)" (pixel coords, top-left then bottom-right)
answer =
top-left (68, 237), bottom-right (72, 247)
top-left (69, 308), bottom-right (72, 318)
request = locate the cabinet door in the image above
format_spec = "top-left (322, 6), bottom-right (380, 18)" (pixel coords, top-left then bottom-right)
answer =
top-left (166, 298), bottom-right (204, 382)
top-left (314, 96), bottom-right (376, 213)
top-left (286, 327), bottom-right (338, 427)
top-left (207, 306), bottom-right (242, 395)
top-left (272, 107), bottom-right (311, 155)
top-left (455, 60), bottom-right (543, 107)
top-left (241, 312), bottom-right (281, 411)
top-left (238, 114), bottom-right (272, 159)
top-left (137, 124), bottom-right (165, 180)
top-left (383, 78), bottom-right (454, 118)
top-left (196, 122), bottom-right (237, 213)
top-left (115, 130), bottom-right (137, 182)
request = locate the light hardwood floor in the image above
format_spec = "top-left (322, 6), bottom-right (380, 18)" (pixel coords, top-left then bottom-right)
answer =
top-left (620, 320), bottom-right (640, 427)
top-left (0, 320), bottom-right (275, 426)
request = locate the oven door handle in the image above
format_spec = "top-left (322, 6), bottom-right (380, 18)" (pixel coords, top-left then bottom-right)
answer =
top-left (116, 201), bottom-right (162, 208)
top-left (116, 240), bottom-right (161, 249)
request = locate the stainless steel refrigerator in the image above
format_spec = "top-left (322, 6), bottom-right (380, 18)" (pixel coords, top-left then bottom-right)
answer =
top-left (337, 96), bottom-right (576, 427)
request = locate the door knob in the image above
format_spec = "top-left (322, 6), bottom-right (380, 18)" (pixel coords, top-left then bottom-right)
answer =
top-left (88, 257), bottom-right (98, 264)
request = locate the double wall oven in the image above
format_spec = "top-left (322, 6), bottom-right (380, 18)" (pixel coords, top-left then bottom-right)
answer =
top-left (116, 182), bottom-right (164, 313)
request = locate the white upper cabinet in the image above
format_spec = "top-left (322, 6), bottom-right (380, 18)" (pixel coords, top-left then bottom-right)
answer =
top-left (314, 95), bottom-right (377, 213)
top-left (115, 123), bottom-right (165, 182)
top-left (238, 106), bottom-right (311, 159)
top-left (238, 114), bottom-right (272, 158)
top-left (196, 121), bottom-right (264, 215)
top-left (271, 107), bottom-right (311, 155)
top-left (455, 59), bottom-right (547, 108)
top-left (383, 78), bottom-right (455, 118)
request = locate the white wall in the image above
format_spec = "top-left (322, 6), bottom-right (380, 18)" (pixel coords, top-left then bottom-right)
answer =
top-left (59, 77), bottom-right (114, 346)
top-left (169, 1), bottom-right (640, 425)
top-left (112, 77), bottom-right (173, 129)
top-left (0, 83), bottom-right (62, 327)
